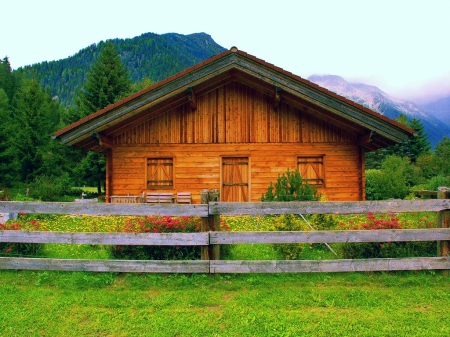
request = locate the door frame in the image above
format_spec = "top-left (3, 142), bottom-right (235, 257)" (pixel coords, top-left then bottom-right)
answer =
top-left (220, 155), bottom-right (251, 202)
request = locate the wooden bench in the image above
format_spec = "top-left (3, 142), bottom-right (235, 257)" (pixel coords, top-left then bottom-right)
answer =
top-left (109, 195), bottom-right (142, 203)
top-left (145, 192), bottom-right (175, 203)
top-left (176, 192), bottom-right (192, 204)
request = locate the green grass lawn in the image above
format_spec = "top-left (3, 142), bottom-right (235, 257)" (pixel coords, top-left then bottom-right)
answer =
top-left (1, 212), bottom-right (448, 336)
top-left (0, 270), bottom-right (449, 336)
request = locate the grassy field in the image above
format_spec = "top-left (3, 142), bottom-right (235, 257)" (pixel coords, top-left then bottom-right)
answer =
top-left (1, 270), bottom-right (449, 336)
top-left (0, 213), bottom-right (449, 336)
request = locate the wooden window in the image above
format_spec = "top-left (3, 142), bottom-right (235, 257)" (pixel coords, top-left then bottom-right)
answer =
top-left (147, 158), bottom-right (173, 188)
top-left (298, 156), bottom-right (324, 186)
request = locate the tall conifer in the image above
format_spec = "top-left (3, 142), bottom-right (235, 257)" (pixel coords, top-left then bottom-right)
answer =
top-left (70, 41), bottom-right (131, 192)
top-left (70, 41), bottom-right (131, 122)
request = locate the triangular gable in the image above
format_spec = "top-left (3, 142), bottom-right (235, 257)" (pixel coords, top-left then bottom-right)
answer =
top-left (114, 81), bottom-right (356, 145)
top-left (54, 47), bottom-right (414, 152)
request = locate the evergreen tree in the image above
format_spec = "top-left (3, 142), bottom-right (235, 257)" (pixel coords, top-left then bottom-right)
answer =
top-left (0, 88), bottom-right (17, 186)
top-left (70, 41), bottom-right (131, 122)
top-left (434, 137), bottom-right (450, 176)
top-left (70, 41), bottom-right (131, 193)
top-left (405, 118), bottom-right (431, 163)
top-left (10, 79), bottom-right (61, 182)
top-left (0, 57), bottom-right (18, 102)
top-left (365, 115), bottom-right (431, 168)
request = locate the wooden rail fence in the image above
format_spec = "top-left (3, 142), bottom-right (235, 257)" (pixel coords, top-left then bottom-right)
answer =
top-left (0, 198), bottom-right (450, 274)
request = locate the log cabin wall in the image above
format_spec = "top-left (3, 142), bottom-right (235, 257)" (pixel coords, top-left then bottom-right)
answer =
top-left (109, 81), bottom-right (363, 202)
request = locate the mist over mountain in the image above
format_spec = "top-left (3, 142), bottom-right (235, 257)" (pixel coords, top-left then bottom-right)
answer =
top-left (421, 96), bottom-right (450, 126)
top-left (308, 75), bottom-right (450, 147)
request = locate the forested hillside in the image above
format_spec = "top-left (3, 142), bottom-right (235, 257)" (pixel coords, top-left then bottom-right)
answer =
top-left (17, 32), bottom-right (226, 106)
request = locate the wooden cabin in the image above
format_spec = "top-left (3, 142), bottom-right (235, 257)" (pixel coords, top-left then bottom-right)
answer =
top-left (54, 47), bottom-right (415, 203)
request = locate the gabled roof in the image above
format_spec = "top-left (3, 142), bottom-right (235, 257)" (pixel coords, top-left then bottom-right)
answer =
top-left (54, 47), bottom-right (415, 152)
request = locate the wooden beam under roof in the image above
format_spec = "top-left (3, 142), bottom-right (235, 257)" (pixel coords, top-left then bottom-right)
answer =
top-left (273, 86), bottom-right (281, 110)
top-left (188, 87), bottom-right (197, 110)
top-left (357, 131), bottom-right (374, 147)
top-left (93, 132), bottom-right (114, 148)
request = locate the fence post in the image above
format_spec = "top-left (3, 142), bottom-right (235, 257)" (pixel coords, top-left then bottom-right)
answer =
top-left (200, 190), bottom-right (221, 262)
top-left (207, 190), bottom-right (221, 261)
top-left (437, 188), bottom-right (450, 263)
top-left (201, 190), bottom-right (210, 260)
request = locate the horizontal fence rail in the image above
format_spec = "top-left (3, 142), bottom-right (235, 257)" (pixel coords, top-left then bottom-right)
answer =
top-left (210, 258), bottom-right (450, 273)
top-left (0, 258), bottom-right (209, 273)
top-left (2, 229), bottom-right (448, 246)
top-left (210, 229), bottom-right (450, 244)
top-left (0, 231), bottom-right (208, 246)
top-left (0, 200), bottom-right (449, 274)
top-left (209, 200), bottom-right (450, 215)
top-left (0, 201), bottom-right (208, 217)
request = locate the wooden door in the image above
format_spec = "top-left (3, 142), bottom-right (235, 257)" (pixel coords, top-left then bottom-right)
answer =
top-left (222, 157), bottom-right (249, 202)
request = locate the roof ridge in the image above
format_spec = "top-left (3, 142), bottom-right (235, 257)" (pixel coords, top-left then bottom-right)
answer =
top-left (54, 47), bottom-right (414, 138)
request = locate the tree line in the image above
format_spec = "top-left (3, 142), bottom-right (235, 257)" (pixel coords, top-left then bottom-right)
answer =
top-left (16, 32), bottom-right (225, 106)
top-left (0, 42), bottom-right (133, 200)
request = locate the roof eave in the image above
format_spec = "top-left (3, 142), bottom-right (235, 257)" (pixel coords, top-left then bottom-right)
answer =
top-left (54, 48), bottom-right (414, 150)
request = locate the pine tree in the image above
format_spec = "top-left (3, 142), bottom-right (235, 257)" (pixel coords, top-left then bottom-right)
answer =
top-left (0, 88), bottom-right (17, 186)
top-left (434, 137), bottom-right (450, 176)
top-left (365, 115), bottom-right (431, 168)
top-left (70, 41), bottom-right (131, 193)
top-left (405, 118), bottom-right (431, 163)
top-left (70, 41), bottom-right (131, 123)
top-left (10, 79), bottom-right (60, 182)
top-left (0, 57), bottom-right (18, 102)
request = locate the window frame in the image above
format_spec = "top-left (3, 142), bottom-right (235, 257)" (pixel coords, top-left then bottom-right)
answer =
top-left (146, 157), bottom-right (174, 189)
top-left (297, 155), bottom-right (325, 187)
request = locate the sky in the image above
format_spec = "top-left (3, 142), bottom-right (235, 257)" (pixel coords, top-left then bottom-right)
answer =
top-left (2, 0), bottom-right (449, 103)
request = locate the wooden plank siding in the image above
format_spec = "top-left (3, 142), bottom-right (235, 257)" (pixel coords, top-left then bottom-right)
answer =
top-left (108, 81), bottom-right (362, 202)
top-left (110, 143), bottom-right (361, 203)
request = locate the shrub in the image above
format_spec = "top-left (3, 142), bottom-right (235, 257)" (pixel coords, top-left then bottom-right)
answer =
top-left (0, 218), bottom-right (45, 257)
top-left (261, 169), bottom-right (320, 259)
top-left (366, 156), bottom-right (420, 200)
top-left (310, 213), bottom-right (338, 230)
top-left (266, 214), bottom-right (310, 260)
top-left (261, 169), bottom-right (319, 202)
top-left (111, 216), bottom-right (201, 260)
top-left (111, 216), bottom-right (231, 260)
top-left (426, 175), bottom-right (450, 191)
top-left (0, 188), bottom-right (10, 201)
top-left (27, 174), bottom-right (72, 201)
top-left (341, 212), bottom-right (436, 259)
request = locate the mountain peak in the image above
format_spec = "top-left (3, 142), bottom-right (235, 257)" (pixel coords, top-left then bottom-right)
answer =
top-left (308, 74), bottom-right (450, 147)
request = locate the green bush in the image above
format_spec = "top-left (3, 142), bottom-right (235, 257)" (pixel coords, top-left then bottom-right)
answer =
top-left (27, 174), bottom-right (72, 201)
top-left (366, 156), bottom-right (421, 200)
top-left (111, 216), bottom-right (202, 260)
top-left (341, 213), bottom-right (436, 259)
top-left (261, 168), bottom-right (319, 201)
top-left (310, 213), bottom-right (338, 230)
top-left (342, 241), bottom-right (436, 259)
top-left (111, 216), bottom-right (232, 260)
top-left (426, 175), bottom-right (450, 191)
top-left (0, 221), bottom-right (44, 257)
top-left (266, 214), bottom-right (309, 260)
top-left (261, 169), bottom-right (319, 259)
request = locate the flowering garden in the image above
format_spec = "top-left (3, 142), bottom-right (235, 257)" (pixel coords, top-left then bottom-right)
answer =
top-left (0, 211), bottom-right (438, 260)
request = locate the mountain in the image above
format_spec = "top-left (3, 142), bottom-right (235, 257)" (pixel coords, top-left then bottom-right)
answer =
top-left (16, 32), bottom-right (226, 106)
top-left (308, 75), bottom-right (450, 147)
top-left (421, 96), bottom-right (450, 126)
